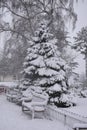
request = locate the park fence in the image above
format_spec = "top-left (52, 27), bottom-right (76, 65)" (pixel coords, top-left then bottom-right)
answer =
top-left (46, 105), bottom-right (87, 128)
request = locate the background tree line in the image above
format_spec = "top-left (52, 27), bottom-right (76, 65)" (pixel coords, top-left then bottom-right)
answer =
top-left (0, 0), bottom-right (79, 83)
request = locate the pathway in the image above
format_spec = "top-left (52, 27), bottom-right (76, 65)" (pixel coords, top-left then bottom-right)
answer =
top-left (0, 94), bottom-right (69, 130)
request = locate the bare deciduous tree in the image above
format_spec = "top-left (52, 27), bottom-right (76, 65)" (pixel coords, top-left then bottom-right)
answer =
top-left (73, 26), bottom-right (87, 79)
top-left (0, 0), bottom-right (77, 79)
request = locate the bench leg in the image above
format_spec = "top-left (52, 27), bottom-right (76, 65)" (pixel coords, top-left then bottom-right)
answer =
top-left (22, 106), bottom-right (24, 111)
top-left (31, 109), bottom-right (34, 119)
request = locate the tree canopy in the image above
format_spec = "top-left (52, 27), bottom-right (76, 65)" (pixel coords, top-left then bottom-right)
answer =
top-left (22, 20), bottom-right (71, 107)
top-left (73, 26), bottom-right (87, 56)
top-left (0, 0), bottom-right (78, 79)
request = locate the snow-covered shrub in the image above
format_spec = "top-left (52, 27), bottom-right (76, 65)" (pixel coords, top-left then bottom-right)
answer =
top-left (47, 87), bottom-right (76, 107)
top-left (18, 83), bottom-right (28, 91)
top-left (22, 88), bottom-right (32, 98)
top-left (30, 86), bottom-right (43, 94)
top-left (80, 90), bottom-right (87, 98)
top-left (62, 93), bottom-right (77, 105)
top-left (22, 20), bottom-right (70, 108)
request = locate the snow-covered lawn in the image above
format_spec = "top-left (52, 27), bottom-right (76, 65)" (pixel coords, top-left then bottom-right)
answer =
top-left (0, 94), bottom-right (68, 130)
top-left (64, 98), bottom-right (87, 118)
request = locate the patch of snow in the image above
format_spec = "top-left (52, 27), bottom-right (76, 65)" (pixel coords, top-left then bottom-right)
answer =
top-left (0, 95), bottom-right (68, 130)
top-left (0, 82), bottom-right (18, 88)
top-left (25, 53), bottom-right (38, 61)
top-left (24, 66), bottom-right (35, 74)
top-left (55, 74), bottom-right (65, 81)
top-left (22, 89), bottom-right (32, 98)
top-left (31, 86), bottom-right (43, 94)
top-left (81, 90), bottom-right (87, 97)
top-left (49, 84), bottom-right (62, 92)
top-left (66, 106), bottom-right (87, 118)
top-left (60, 94), bottom-right (70, 103)
top-left (39, 78), bottom-right (47, 85)
top-left (62, 81), bottom-right (67, 88)
top-left (30, 56), bottom-right (45, 67)
top-left (23, 61), bottom-right (28, 67)
top-left (76, 97), bottom-right (87, 106)
top-left (32, 36), bottom-right (39, 42)
top-left (37, 68), bottom-right (59, 77)
top-left (73, 123), bottom-right (87, 128)
top-left (64, 98), bottom-right (87, 117)
top-left (45, 58), bottom-right (60, 70)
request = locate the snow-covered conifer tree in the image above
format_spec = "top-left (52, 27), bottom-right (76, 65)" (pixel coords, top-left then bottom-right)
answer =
top-left (23, 20), bottom-right (70, 107)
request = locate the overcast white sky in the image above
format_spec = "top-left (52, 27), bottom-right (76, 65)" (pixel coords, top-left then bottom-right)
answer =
top-left (0, 0), bottom-right (87, 74)
top-left (71, 0), bottom-right (87, 75)
top-left (70, 0), bottom-right (87, 35)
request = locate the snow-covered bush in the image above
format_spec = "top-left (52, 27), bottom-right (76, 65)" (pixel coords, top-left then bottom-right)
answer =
top-left (22, 20), bottom-right (71, 107)
top-left (59, 93), bottom-right (77, 107)
top-left (47, 87), bottom-right (77, 107)
top-left (18, 81), bottom-right (29, 90)
top-left (80, 90), bottom-right (87, 98)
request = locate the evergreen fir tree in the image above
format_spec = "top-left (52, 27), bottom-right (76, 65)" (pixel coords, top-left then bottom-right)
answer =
top-left (23, 20), bottom-right (70, 107)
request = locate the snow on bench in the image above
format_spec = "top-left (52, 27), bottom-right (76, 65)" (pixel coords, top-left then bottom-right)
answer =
top-left (16, 90), bottom-right (32, 105)
top-left (73, 123), bottom-right (87, 130)
top-left (22, 90), bottom-right (48, 119)
top-left (6, 89), bottom-right (20, 102)
top-left (0, 87), bottom-right (5, 93)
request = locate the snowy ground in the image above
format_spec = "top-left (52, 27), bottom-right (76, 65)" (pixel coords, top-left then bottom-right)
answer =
top-left (0, 82), bottom-right (87, 130)
top-left (64, 98), bottom-right (87, 118)
top-left (0, 94), bottom-right (68, 130)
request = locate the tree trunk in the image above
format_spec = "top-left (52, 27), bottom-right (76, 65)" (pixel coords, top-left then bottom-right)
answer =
top-left (85, 54), bottom-right (87, 80)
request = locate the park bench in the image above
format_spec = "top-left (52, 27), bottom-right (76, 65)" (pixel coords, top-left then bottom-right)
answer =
top-left (0, 87), bottom-right (5, 93)
top-left (6, 93), bottom-right (18, 102)
top-left (6, 88), bottom-right (20, 102)
top-left (16, 90), bottom-right (32, 105)
top-left (22, 90), bottom-right (48, 119)
top-left (6, 90), bottom-right (19, 102)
